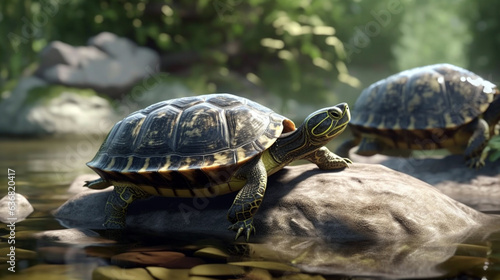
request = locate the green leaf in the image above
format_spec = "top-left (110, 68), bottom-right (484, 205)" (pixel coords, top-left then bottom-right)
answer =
top-left (489, 151), bottom-right (500, 162)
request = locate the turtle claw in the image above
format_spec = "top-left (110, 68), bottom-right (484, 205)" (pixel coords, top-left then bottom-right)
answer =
top-left (332, 157), bottom-right (352, 169)
top-left (342, 157), bottom-right (353, 167)
top-left (466, 158), bottom-right (485, 169)
top-left (228, 218), bottom-right (255, 241)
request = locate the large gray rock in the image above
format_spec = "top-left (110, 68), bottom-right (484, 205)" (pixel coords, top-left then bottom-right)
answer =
top-left (0, 84), bottom-right (117, 135)
top-left (38, 41), bottom-right (108, 70)
top-left (0, 76), bottom-right (47, 130)
top-left (350, 153), bottom-right (500, 211)
top-left (54, 163), bottom-right (498, 244)
top-left (37, 32), bottom-right (160, 98)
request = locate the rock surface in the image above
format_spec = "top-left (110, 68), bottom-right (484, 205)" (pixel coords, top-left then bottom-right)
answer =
top-left (0, 76), bottom-right (46, 134)
top-left (350, 154), bottom-right (500, 211)
top-left (0, 84), bottom-right (117, 135)
top-left (54, 163), bottom-right (498, 243)
top-left (37, 32), bottom-right (160, 98)
top-left (0, 193), bottom-right (34, 223)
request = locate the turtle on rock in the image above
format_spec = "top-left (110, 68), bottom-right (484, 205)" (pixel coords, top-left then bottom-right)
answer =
top-left (85, 93), bottom-right (352, 240)
top-left (336, 64), bottom-right (500, 168)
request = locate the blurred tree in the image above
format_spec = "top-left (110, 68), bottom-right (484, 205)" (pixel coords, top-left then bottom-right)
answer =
top-left (2, 0), bottom-right (499, 103)
top-left (333, 0), bottom-right (404, 67)
top-left (0, 0), bottom-right (362, 104)
top-left (465, 0), bottom-right (500, 75)
top-left (392, 0), bottom-right (473, 71)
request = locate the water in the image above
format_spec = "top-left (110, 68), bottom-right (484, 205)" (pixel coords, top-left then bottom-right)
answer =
top-left (1, 137), bottom-right (500, 279)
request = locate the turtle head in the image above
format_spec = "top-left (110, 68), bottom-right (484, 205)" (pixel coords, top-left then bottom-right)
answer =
top-left (267, 102), bottom-right (351, 168)
top-left (303, 102), bottom-right (351, 144)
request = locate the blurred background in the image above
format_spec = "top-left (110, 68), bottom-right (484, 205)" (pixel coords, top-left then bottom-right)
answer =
top-left (2, 0), bottom-right (499, 120)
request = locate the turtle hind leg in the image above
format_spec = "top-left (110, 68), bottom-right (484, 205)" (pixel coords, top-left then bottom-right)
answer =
top-left (227, 158), bottom-right (267, 241)
top-left (104, 186), bottom-right (151, 229)
top-left (85, 178), bottom-right (111, 189)
top-left (465, 118), bottom-right (490, 168)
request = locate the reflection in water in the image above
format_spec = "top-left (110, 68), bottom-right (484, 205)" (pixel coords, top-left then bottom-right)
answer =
top-left (240, 236), bottom-right (491, 278)
top-left (0, 137), bottom-right (500, 279)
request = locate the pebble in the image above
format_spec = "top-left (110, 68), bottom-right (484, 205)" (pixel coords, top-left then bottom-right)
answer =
top-left (0, 193), bottom-right (34, 223)
top-left (110, 251), bottom-right (204, 268)
top-left (189, 263), bottom-right (246, 276)
top-left (93, 265), bottom-right (154, 280)
top-left (193, 247), bottom-right (229, 259)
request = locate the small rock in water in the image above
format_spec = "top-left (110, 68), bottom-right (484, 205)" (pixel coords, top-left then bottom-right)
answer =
top-left (92, 266), bottom-right (154, 280)
top-left (193, 247), bottom-right (229, 260)
top-left (0, 193), bottom-right (34, 223)
top-left (34, 228), bottom-right (113, 245)
top-left (189, 264), bottom-right (246, 277)
top-left (110, 251), bottom-right (204, 268)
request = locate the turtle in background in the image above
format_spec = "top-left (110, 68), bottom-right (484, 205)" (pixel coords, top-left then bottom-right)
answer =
top-left (336, 63), bottom-right (500, 168)
top-left (85, 93), bottom-right (352, 241)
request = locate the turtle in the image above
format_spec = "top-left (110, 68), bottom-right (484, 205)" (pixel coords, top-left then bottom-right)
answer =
top-left (85, 93), bottom-right (352, 240)
top-left (336, 63), bottom-right (500, 168)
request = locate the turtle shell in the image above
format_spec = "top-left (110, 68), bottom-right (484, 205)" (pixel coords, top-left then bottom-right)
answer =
top-left (351, 64), bottom-right (498, 130)
top-left (87, 93), bottom-right (295, 196)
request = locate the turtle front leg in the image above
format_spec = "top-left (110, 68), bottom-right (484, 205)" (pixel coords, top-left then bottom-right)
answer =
top-left (227, 158), bottom-right (267, 241)
top-left (104, 186), bottom-right (151, 229)
top-left (304, 146), bottom-right (352, 170)
top-left (465, 118), bottom-right (490, 168)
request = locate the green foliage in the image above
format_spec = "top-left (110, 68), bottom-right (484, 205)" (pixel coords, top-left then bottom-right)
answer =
top-left (465, 0), bottom-right (500, 73)
top-left (332, 0), bottom-right (404, 66)
top-left (392, 0), bottom-right (473, 71)
top-left (0, 0), bottom-right (363, 104)
top-left (25, 85), bottom-right (102, 105)
top-left (488, 135), bottom-right (500, 162)
top-left (1, 0), bottom-right (500, 104)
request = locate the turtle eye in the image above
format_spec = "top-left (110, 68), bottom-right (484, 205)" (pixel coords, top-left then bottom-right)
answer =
top-left (329, 108), bottom-right (342, 119)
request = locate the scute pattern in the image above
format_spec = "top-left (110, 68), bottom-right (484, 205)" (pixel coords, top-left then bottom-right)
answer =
top-left (176, 103), bottom-right (228, 154)
top-left (87, 94), bottom-right (291, 187)
top-left (226, 105), bottom-right (268, 148)
top-left (352, 64), bottom-right (496, 130)
top-left (134, 105), bottom-right (180, 155)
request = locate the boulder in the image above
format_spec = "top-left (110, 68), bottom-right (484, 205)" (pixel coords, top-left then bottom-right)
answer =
top-left (0, 193), bottom-right (34, 223)
top-left (0, 84), bottom-right (117, 135)
top-left (54, 163), bottom-right (498, 244)
top-left (36, 32), bottom-right (160, 98)
top-left (0, 76), bottom-right (47, 133)
top-left (38, 41), bottom-right (90, 69)
top-left (350, 153), bottom-right (500, 211)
